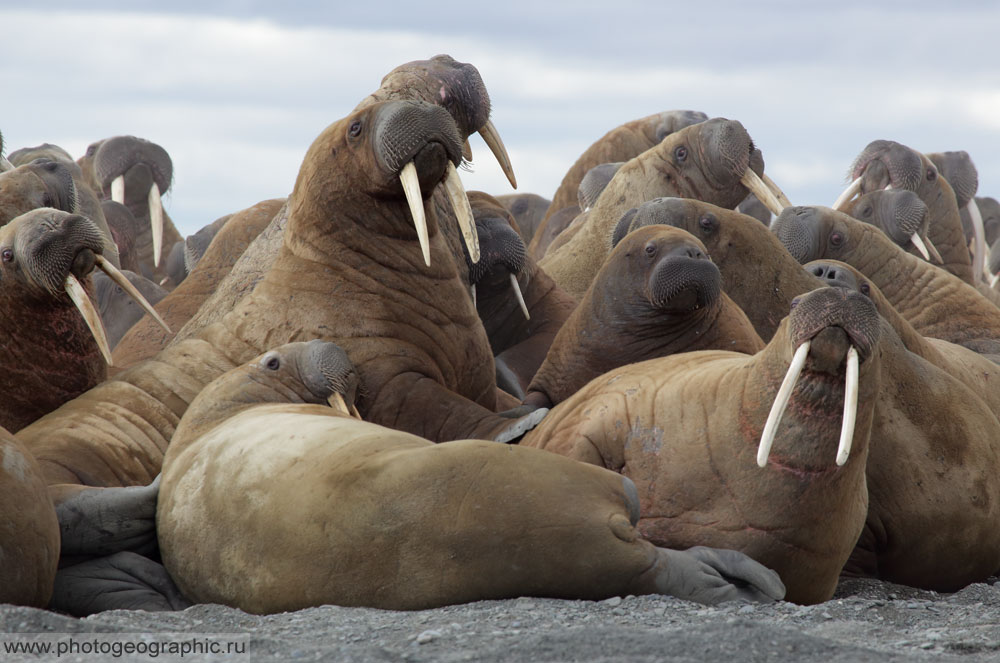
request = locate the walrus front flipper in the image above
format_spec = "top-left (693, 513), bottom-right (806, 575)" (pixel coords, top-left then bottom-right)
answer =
top-left (52, 477), bottom-right (160, 558)
top-left (50, 551), bottom-right (191, 616)
top-left (636, 546), bottom-right (786, 605)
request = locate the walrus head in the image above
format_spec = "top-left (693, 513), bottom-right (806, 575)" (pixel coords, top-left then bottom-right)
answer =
top-left (465, 191), bottom-right (529, 319)
top-left (0, 158), bottom-right (79, 226)
top-left (842, 189), bottom-right (938, 262)
top-left (578, 162), bottom-right (624, 212)
top-left (0, 208), bottom-right (168, 364)
top-left (255, 340), bottom-right (361, 418)
top-left (771, 206), bottom-right (856, 265)
top-left (757, 286), bottom-right (881, 469)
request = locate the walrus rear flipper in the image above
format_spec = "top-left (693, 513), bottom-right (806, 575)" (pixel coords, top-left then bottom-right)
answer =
top-left (52, 477), bottom-right (160, 558)
top-left (50, 551), bottom-right (191, 616)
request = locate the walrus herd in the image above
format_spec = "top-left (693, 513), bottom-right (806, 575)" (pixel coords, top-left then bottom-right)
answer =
top-left (2, 54), bottom-right (1000, 617)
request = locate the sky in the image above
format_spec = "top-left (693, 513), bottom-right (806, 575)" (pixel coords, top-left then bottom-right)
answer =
top-left (2, 1), bottom-right (999, 236)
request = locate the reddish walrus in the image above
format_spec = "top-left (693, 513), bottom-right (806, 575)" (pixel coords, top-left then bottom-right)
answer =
top-left (523, 287), bottom-right (883, 604)
top-left (158, 340), bottom-right (785, 614)
top-left (525, 222), bottom-right (762, 408)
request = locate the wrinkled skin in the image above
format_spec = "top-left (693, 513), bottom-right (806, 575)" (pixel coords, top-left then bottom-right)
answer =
top-left (615, 197), bottom-right (823, 341)
top-left (93, 269), bottom-right (168, 349)
top-left (112, 199), bottom-right (283, 369)
top-left (159, 341), bottom-right (784, 614)
top-left (805, 260), bottom-right (1000, 589)
top-left (0, 427), bottom-right (60, 608)
top-left (0, 209), bottom-right (108, 432)
top-left (540, 118), bottom-right (767, 299)
top-left (78, 135), bottom-right (183, 282)
top-left (772, 205), bottom-right (1000, 355)
top-left (465, 191), bottom-right (576, 399)
top-left (101, 201), bottom-right (141, 274)
top-left (494, 192), bottom-right (550, 243)
top-left (525, 224), bottom-right (763, 408)
top-left (523, 287), bottom-right (882, 604)
top-left (845, 140), bottom-right (971, 284)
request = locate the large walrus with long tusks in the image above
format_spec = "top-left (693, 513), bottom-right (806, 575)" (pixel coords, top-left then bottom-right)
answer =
top-left (523, 287), bottom-right (883, 604)
top-left (158, 340), bottom-right (785, 614)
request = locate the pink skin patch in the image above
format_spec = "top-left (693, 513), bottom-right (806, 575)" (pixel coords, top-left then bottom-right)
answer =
top-left (439, 85), bottom-right (448, 102)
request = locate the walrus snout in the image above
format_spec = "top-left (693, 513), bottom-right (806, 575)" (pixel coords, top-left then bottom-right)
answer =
top-left (848, 189), bottom-right (927, 247)
top-left (298, 339), bottom-right (360, 409)
top-left (771, 206), bottom-right (822, 263)
top-left (648, 247), bottom-right (720, 312)
top-left (373, 100), bottom-right (464, 178)
top-left (94, 136), bottom-right (173, 198)
top-left (850, 140), bottom-right (923, 193)
top-left (14, 209), bottom-right (106, 296)
top-left (701, 118), bottom-right (753, 186)
top-left (788, 287), bottom-right (880, 363)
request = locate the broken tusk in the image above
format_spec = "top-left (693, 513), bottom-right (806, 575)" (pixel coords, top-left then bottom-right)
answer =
top-left (968, 199), bottom-right (987, 283)
top-left (111, 175), bottom-right (125, 204)
top-left (479, 119), bottom-right (517, 189)
top-left (400, 161), bottom-right (431, 267)
top-left (510, 272), bottom-right (530, 320)
top-left (832, 177), bottom-right (862, 212)
top-left (327, 392), bottom-right (350, 416)
top-left (762, 173), bottom-right (792, 209)
top-left (910, 233), bottom-right (931, 261)
top-left (65, 273), bottom-right (113, 365)
top-left (462, 138), bottom-right (473, 162)
top-left (740, 169), bottom-right (784, 218)
top-left (444, 161), bottom-right (480, 263)
top-left (149, 182), bottom-right (163, 268)
top-left (94, 255), bottom-right (171, 334)
top-left (836, 346), bottom-right (860, 466)
top-left (757, 341), bottom-right (811, 468)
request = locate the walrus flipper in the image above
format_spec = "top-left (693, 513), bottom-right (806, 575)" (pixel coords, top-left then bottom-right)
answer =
top-left (53, 477), bottom-right (160, 558)
top-left (50, 551), bottom-right (191, 616)
top-left (638, 546), bottom-right (786, 605)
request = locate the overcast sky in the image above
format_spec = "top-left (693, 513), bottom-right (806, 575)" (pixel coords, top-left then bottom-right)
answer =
top-left (3, 1), bottom-right (998, 236)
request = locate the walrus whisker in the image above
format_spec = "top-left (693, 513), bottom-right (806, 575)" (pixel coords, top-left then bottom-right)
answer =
top-left (399, 161), bottom-right (431, 267)
top-left (94, 255), bottom-right (171, 334)
top-left (740, 169), bottom-right (783, 219)
top-left (836, 346), bottom-right (860, 466)
top-left (479, 119), bottom-right (517, 189)
top-left (910, 233), bottom-right (932, 261)
top-left (111, 174), bottom-right (125, 205)
top-left (327, 392), bottom-right (350, 416)
top-left (762, 173), bottom-right (792, 209)
top-left (444, 162), bottom-right (480, 263)
top-left (149, 182), bottom-right (163, 268)
top-left (832, 177), bottom-right (862, 212)
top-left (757, 340), bottom-right (810, 468)
top-left (509, 272), bottom-right (530, 321)
top-left (65, 273), bottom-right (114, 365)
top-left (967, 199), bottom-right (986, 283)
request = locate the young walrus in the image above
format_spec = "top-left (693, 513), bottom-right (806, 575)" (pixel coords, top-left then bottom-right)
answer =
top-left (525, 223), bottom-right (763, 408)
top-left (157, 340), bottom-right (785, 614)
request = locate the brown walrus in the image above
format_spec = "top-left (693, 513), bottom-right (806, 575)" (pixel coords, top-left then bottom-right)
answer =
top-left (525, 223), bottom-right (762, 408)
top-left (523, 287), bottom-right (883, 604)
top-left (158, 340), bottom-right (785, 614)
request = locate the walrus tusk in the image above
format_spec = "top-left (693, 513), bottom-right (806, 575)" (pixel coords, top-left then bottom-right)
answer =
top-left (836, 346), bottom-right (860, 466)
top-left (757, 341), bottom-right (810, 468)
top-left (444, 162), bottom-right (480, 263)
top-left (762, 173), bottom-right (792, 209)
top-left (923, 235), bottom-right (943, 264)
top-left (349, 404), bottom-right (362, 419)
top-left (111, 175), bottom-right (125, 205)
top-left (94, 255), bottom-right (171, 334)
top-left (149, 182), bottom-right (163, 268)
top-left (832, 177), bottom-right (862, 212)
top-left (64, 273), bottom-right (113, 365)
top-left (327, 392), bottom-right (350, 416)
top-left (991, 272), bottom-right (1000, 289)
top-left (400, 161), bottom-right (431, 267)
top-left (479, 119), bottom-right (517, 189)
top-left (967, 199), bottom-right (987, 283)
top-left (740, 169), bottom-right (784, 218)
top-left (471, 284), bottom-right (477, 308)
top-left (510, 272), bottom-right (530, 321)
top-left (910, 233), bottom-right (932, 261)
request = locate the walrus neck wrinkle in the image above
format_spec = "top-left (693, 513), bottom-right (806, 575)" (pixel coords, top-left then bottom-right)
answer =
top-left (850, 232), bottom-right (931, 322)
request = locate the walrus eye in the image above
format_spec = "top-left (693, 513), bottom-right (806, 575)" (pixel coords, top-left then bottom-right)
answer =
top-left (859, 204), bottom-right (872, 219)
top-left (1, 248), bottom-right (12, 263)
top-left (674, 146), bottom-right (688, 163)
top-left (926, 167), bottom-right (937, 182)
top-left (262, 353), bottom-right (280, 371)
top-left (860, 282), bottom-right (871, 296)
top-left (790, 297), bottom-right (801, 309)
top-left (698, 215), bottom-right (715, 233)
top-left (644, 242), bottom-right (657, 257)
top-left (830, 232), bottom-right (844, 247)
top-left (348, 121), bottom-right (363, 138)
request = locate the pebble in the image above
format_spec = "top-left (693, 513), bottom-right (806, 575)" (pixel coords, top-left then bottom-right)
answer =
top-left (738, 606), bottom-right (755, 615)
top-left (415, 629), bottom-right (441, 645)
top-left (602, 597), bottom-right (623, 607)
top-left (821, 612), bottom-right (833, 619)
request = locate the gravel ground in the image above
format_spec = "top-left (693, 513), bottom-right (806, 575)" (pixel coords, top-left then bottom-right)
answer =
top-left (2, 577), bottom-right (1000, 662)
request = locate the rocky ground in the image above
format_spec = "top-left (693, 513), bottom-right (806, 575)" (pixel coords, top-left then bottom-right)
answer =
top-left (2, 578), bottom-right (999, 662)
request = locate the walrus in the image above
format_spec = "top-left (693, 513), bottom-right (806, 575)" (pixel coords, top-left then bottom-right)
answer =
top-left (804, 260), bottom-right (1000, 590)
top-left (525, 223), bottom-right (763, 408)
top-left (0, 425), bottom-right (60, 608)
top-left (833, 140), bottom-right (972, 285)
top-left (158, 340), bottom-right (785, 614)
top-left (465, 191), bottom-right (576, 399)
top-left (539, 118), bottom-right (785, 300)
top-left (771, 205), bottom-right (1000, 355)
top-left (0, 208), bottom-right (165, 431)
top-left (494, 192), bottom-right (550, 243)
top-left (927, 150), bottom-right (986, 281)
top-left (841, 188), bottom-right (938, 263)
top-left (93, 269), bottom-right (168, 350)
top-left (522, 287), bottom-right (883, 604)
